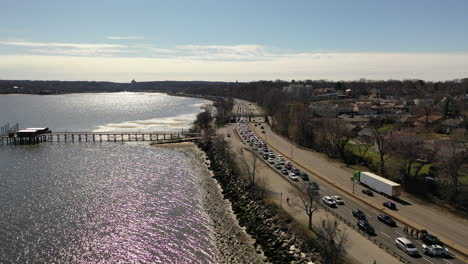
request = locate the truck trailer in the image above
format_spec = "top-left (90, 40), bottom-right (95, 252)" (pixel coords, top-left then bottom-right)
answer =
top-left (352, 171), bottom-right (401, 197)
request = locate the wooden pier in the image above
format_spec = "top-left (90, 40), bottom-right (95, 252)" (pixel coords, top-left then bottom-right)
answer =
top-left (1, 131), bottom-right (200, 145)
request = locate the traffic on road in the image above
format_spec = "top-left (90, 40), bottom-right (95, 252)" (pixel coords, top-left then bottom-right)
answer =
top-left (234, 101), bottom-right (464, 264)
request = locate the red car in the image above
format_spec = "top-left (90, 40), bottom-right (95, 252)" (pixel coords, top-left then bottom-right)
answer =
top-left (285, 162), bottom-right (293, 170)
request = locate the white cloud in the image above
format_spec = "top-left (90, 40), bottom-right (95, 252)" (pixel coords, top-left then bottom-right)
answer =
top-left (0, 52), bottom-right (467, 82)
top-left (0, 40), bottom-right (126, 49)
top-left (174, 44), bottom-right (276, 60)
top-left (29, 48), bottom-right (130, 57)
top-left (107, 36), bottom-right (144, 40)
top-left (0, 40), bottom-right (129, 57)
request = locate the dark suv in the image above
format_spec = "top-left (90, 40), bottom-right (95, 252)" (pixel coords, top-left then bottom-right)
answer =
top-left (358, 220), bottom-right (375, 235)
top-left (352, 209), bottom-right (366, 220)
top-left (420, 232), bottom-right (443, 246)
top-left (292, 168), bottom-right (300, 175)
top-left (378, 214), bottom-right (397, 227)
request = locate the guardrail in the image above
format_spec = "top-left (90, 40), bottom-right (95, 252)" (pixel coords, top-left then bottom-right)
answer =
top-left (321, 205), bottom-right (412, 264)
top-left (235, 124), bottom-right (413, 264)
top-left (252, 123), bottom-right (467, 262)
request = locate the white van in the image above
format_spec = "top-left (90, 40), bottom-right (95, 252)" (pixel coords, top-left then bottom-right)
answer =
top-left (395, 237), bottom-right (419, 257)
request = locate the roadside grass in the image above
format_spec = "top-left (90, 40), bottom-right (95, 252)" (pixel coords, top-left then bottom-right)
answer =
top-left (346, 143), bottom-right (433, 177)
top-left (410, 164), bottom-right (431, 176)
top-left (460, 169), bottom-right (468, 185)
top-left (345, 143), bottom-right (380, 171)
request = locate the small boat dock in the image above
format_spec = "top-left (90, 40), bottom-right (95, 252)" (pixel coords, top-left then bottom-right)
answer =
top-left (0, 126), bottom-right (199, 145)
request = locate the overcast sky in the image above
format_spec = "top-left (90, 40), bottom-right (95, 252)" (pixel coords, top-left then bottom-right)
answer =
top-left (1, 0), bottom-right (467, 82)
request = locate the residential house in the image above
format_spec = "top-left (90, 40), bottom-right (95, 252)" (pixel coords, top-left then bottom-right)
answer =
top-left (414, 115), bottom-right (445, 128)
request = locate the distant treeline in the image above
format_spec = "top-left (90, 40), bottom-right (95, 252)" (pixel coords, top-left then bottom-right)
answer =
top-left (1, 79), bottom-right (467, 99)
top-left (0, 80), bottom-right (227, 94)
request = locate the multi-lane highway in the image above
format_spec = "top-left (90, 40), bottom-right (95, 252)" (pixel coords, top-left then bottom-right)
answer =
top-left (232, 100), bottom-right (467, 264)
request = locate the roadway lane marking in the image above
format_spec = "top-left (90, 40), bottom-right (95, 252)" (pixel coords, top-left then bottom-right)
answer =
top-left (380, 232), bottom-right (391, 238)
top-left (443, 260), bottom-right (454, 264)
top-left (396, 231), bottom-right (405, 237)
top-left (423, 257), bottom-right (434, 264)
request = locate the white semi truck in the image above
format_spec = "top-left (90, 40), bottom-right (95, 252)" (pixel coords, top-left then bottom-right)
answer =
top-left (352, 171), bottom-right (402, 197)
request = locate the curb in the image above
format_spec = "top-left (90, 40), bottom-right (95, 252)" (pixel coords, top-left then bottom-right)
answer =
top-left (250, 123), bottom-right (468, 263)
top-left (238, 124), bottom-right (411, 264)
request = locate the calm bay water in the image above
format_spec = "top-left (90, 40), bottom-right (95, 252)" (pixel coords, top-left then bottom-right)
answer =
top-left (0, 92), bottom-right (208, 132)
top-left (0, 93), bottom-right (220, 263)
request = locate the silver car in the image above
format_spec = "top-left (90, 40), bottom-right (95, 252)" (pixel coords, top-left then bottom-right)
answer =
top-left (322, 196), bottom-right (337, 207)
top-left (332, 195), bottom-right (344, 205)
top-left (422, 244), bottom-right (449, 257)
top-left (395, 237), bottom-right (419, 257)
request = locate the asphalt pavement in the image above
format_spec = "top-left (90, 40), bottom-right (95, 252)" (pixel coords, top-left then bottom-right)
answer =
top-left (232, 100), bottom-right (467, 264)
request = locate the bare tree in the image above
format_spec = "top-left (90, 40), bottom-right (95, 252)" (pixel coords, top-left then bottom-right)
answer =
top-left (239, 147), bottom-right (259, 185)
top-left (328, 120), bottom-right (355, 164)
top-left (255, 174), bottom-right (269, 199)
top-left (316, 219), bottom-right (348, 264)
top-left (390, 134), bottom-right (428, 187)
top-left (311, 118), bottom-right (333, 156)
top-left (438, 142), bottom-right (467, 200)
top-left (371, 126), bottom-right (393, 177)
top-left (423, 104), bottom-right (434, 129)
top-left (356, 142), bottom-right (371, 164)
top-left (287, 102), bottom-right (309, 145)
top-left (291, 182), bottom-right (321, 231)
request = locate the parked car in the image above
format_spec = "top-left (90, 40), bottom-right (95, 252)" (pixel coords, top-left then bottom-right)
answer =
top-left (377, 214), bottom-right (397, 227)
top-left (274, 163), bottom-right (282, 169)
top-left (281, 169), bottom-right (289, 175)
top-left (383, 201), bottom-right (397, 210)
top-left (332, 196), bottom-right (344, 205)
top-left (358, 220), bottom-right (375, 235)
top-left (300, 171), bottom-right (309, 181)
top-left (285, 162), bottom-right (293, 170)
top-left (268, 158), bottom-right (275, 164)
top-left (352, 209), bottom-right (366, 220)
top-left (395, 237), bottom-right (419, 257)
top-left (277, 159), bottom-right (285, 165)
top-left (289, 173), bottom-right (299, 181)
top-left (263, 154), bottom-right (269, 160)
top-left (362, 189), bottom-right (374, 196)
top-left (422, 244), bottom-right (449, 257)
top-left (322, 196), bottom-right (337, 207)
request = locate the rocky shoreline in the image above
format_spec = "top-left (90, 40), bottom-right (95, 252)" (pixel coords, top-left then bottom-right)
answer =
top-left (182, 145), bottom-right (265, 264)
top-left (197, 139), bottom-right (321, 264)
